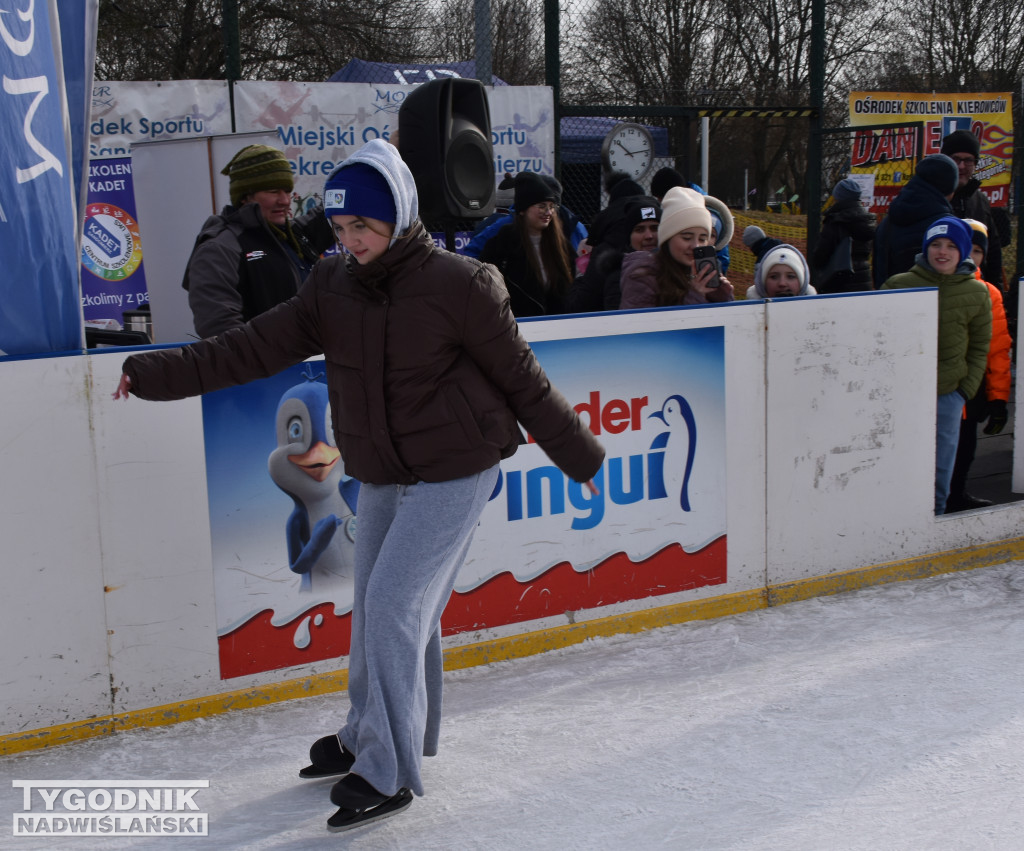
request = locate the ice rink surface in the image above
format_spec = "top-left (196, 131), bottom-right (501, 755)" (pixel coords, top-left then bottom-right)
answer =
top-left (3, 562), bottom-right (1022, 850)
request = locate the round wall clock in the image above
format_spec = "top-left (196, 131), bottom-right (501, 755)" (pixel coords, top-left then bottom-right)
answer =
top-left (600, 122), bottom-right (655, 181)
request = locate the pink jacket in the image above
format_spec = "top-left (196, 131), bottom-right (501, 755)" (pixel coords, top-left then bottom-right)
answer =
top-left (618, 250), bottom-right (734, 309)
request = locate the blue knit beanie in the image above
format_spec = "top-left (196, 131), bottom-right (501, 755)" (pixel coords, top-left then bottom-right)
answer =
top-left (922, 216), bottom-right (972, 264)
top-left (323, 162), bottom-right (397, 223)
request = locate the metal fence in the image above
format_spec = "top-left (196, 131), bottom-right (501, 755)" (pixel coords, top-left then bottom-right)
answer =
top-left (203, 0), bottom-right (1017, 281)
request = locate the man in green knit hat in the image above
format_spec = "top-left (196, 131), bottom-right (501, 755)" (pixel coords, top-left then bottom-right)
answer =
top-left (182, 144), bottom-right (334, 337)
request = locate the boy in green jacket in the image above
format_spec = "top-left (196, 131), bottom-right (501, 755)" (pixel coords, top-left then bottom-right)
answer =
top-left (882, 216), bottom-right (991, 515)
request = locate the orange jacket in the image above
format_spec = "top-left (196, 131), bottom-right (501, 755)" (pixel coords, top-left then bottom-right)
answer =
top-left (976, 269), bottom-right (1012, 402)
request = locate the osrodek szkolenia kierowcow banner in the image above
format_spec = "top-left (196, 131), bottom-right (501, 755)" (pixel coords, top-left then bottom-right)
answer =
top-left (848, 91), bottom-right (1013, 217)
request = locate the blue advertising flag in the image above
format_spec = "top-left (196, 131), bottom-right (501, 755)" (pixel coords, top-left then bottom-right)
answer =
top-left (0, 0), bottom-right (89, 356)
top-left (58, 0), bottom-right (98, 218)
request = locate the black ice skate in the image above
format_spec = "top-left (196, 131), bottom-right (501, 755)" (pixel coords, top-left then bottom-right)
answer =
top-left (299, 734), bottom-right (356, 779)
top-left (327, 774), bottom-right (412, 832)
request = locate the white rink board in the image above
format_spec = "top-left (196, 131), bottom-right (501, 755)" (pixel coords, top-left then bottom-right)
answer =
top-left (2, 291), bottom-right (1024, 737)
top-left (764, 290), bottom-right (937, 582)
top-left (0, 356), bottom-right (111, 728)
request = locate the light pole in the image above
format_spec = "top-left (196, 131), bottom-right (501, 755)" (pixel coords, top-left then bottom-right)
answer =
top-left (806, 0), bottom-right (825, 249)
top-left (223, 0), bottom-right (240, 131)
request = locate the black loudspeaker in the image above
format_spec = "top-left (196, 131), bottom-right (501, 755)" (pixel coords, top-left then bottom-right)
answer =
top-left (398, 78), bottom-right (496, 223)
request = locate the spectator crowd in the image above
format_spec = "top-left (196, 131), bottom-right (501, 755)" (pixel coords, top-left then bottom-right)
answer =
top-left (182, 129), bottom-right (1013, 518)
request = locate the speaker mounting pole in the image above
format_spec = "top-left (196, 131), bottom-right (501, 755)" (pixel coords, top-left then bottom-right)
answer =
top-left (474, 0), bottom-right (492, 85)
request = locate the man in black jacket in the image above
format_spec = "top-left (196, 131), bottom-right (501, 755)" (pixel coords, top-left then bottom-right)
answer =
top-left (941, 129), bottom-right (1003, 287)
top-left (182, 144), bottom-right (334, 338)
top-left (872, 154), bottom-right (958, 288)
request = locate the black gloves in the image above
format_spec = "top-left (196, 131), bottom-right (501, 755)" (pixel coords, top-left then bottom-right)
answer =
top-left (983, 399), bottom-right (1009, 435)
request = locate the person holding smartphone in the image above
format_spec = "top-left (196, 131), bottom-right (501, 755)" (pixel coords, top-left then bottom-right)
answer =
top-left (618, 186), bottom-right (734, 309)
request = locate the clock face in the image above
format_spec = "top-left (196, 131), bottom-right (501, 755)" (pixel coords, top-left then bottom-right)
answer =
top-left (602, 123), bottom-right (654, 180)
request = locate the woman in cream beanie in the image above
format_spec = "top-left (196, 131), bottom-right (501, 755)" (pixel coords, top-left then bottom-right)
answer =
top-left (619, 186), bottom-right (734, 308)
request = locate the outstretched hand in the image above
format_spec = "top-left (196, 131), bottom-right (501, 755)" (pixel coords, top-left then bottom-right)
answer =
top-left (112, 373), bottom-right (132, 400)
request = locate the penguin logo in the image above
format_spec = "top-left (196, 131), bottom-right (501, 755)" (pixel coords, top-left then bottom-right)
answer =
top-left (268, 365), bottom-right (360, 592)
top-left (648, 394), bottom-right (698, 512)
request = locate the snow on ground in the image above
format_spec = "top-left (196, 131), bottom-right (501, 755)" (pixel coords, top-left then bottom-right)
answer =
top-left (3, 562), bottom-right (1022, 850)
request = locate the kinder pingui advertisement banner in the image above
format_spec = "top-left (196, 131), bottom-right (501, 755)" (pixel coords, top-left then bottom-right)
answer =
top-left (204, 325), bottom-right (727, 679)
top-left (848, 91), bottom-right (1013, 215)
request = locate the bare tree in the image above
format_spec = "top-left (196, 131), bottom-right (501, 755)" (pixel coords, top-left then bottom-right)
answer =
top-left (869, 0), bottom-right (1024, 91)
top-left (713, 0), bottom-right (891, 205)
top-left (94, 0), bottom-right (1012, 211)
top-left (567, 0), bottom-right (744, 189)
top-left (573, 0), bottom-right (737, 105)
top-left (255, 0), bottom-right (431, 81)
top-left (96, 0), bottom-right (224, 80)
top-left (425, 0), bottom-right (546, 85)
top-left (96, 0), bottom-right (432, 82)
top-left (564, 0), bottom-right (897, 203)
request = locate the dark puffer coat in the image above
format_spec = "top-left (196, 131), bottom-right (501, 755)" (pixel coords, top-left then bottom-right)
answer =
top-left (124, 222), bottom-right (604, 487)
top-left (950, 178), bottom-right (1003, 286)
top-left (872, 177), bottom-right (953, 289)
top-left (812, 199), bottom-right (877, 292)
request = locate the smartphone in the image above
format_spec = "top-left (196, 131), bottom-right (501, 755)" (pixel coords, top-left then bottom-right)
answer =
top-left (691, 245), bottom-right (721, 288)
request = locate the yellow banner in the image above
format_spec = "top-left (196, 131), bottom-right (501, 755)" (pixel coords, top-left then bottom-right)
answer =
top-left (847, 91), bottom-right (1013, 212)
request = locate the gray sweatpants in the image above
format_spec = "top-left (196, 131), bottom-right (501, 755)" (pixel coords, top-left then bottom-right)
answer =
top-left (339, 465), bottom-right (499, 797)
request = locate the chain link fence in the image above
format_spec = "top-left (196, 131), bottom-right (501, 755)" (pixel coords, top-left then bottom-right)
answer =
top-left (194, 0), bottom-right (1012, 289)
top-left (556, 105), bottom-right (820, 296)
top-left (102, 1), bottom-right (1020, 284)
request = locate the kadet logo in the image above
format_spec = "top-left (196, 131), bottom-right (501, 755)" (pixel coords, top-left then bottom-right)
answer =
top-left (81, 203), bottom-right (142, 281)
top-left (492, 390), bottom-right (698, 531)
top-left (12, 780), bottom-right (209, 837)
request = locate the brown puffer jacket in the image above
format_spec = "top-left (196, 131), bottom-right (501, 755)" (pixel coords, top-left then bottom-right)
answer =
top-left (122, 222), bottom-right (604, 486)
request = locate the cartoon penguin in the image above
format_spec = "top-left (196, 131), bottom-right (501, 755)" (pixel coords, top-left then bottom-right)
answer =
top-left (268, 365), bottom-right (360, 592)
top-left (649, 394), bottom-right (698, 512)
